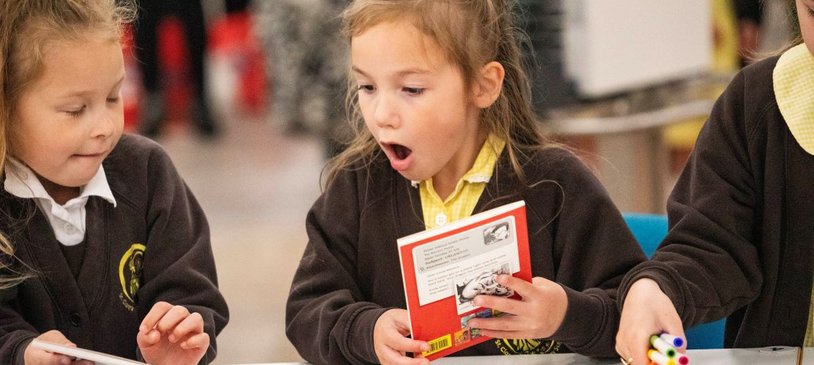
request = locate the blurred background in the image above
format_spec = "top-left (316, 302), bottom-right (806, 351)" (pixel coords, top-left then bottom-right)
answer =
top-left (122, 0), bottom-right (795, 363)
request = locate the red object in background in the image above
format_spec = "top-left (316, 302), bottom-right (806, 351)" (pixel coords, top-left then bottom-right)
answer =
top-left (122, 26), bottom-right (141, 131)
top-left (123, 12), bottom-right (266, 130)
top-left (157, 17), bottom-right (192, 122)
top-left (209, 11), bottom-right (267, 117)
top-left (122, 19), bottom-right (192, 131)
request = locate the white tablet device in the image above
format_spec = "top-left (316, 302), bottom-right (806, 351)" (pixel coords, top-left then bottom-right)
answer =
top-left (30, 339), bottom-right (147, 365)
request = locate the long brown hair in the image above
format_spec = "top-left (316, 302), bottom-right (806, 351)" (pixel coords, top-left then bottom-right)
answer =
top-left (324, 0), bottom-right (550, 187)
top-left (0, 0), bottom-right (134, 288)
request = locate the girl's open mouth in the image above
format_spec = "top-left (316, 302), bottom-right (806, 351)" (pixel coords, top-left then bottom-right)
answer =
top-left (391, 143), bottom-right (412, 160)
top-left (383, 142), bottom-right (413, 172)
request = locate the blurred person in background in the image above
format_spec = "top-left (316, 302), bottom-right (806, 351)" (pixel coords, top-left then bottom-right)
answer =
top-left (256, 0), bottom-right (349, 157)
top-left (226, 0), bottom-right (251, 14)
top-left (735, 0), bottom-right (763, 64)
top-left (134, 0), bottom-right (219, 138)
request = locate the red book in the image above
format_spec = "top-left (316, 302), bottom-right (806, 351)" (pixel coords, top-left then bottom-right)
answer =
top-left (397, 200), bottom-right (532, 361)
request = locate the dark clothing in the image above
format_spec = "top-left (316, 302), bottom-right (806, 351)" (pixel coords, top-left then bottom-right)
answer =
top-left (619, 56), bottom-right (814, 348)
top-left (0, 134), bottom-right (229, 364)
top-left (134, 0), bottom-right (218, 137)
top-left (735, 0), bottom-right (763, 24)
top-left (286, 147), bottom-right (646, 364)
top-left (135, 0), bottom-right (207, 99)
top-left (225, 0), bottom-right (251, 13)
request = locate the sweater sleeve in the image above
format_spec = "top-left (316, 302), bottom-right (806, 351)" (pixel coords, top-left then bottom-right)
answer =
top-left (0, 286), bottom-right (37, 365)
top-left (286, 167), bottom-right (387, 365)
top-left (540, 150), bottom-right (647, 357)
top-left (135, 144), bottom-right (229, 365)
top-left (618, 69), bottom-right (763, 327)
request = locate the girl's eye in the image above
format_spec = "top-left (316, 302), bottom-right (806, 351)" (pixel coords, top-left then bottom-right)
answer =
top-left (357, 84), bottom-right (375, 93)
top-left (107, 96), bottom-right (120, 103)
top-left (66, 106), bottom-right (86, 118)
top-left (403, 87), bottom-right (425, 96)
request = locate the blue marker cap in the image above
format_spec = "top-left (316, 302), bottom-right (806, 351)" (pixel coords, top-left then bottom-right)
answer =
top-left (660, 333), bottom-right (685, 348)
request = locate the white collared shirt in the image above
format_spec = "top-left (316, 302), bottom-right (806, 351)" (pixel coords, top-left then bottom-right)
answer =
top-left (4, 158), bottom-right (117, 246)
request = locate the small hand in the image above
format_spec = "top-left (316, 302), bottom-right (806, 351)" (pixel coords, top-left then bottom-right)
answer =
top-left (466, 275), bottom-right (567, 339)
top-left (615, 279), bottom-right (686, 365)
top-left (373, 309), bottom-right (431, 365)
top-left (24, 330), bottom-right (93, 365)
top-left (137, 301), bottom-right (209, 365)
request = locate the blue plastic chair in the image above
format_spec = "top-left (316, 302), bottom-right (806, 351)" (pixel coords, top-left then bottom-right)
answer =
top-left (623, 213), bottom-right (725, 349)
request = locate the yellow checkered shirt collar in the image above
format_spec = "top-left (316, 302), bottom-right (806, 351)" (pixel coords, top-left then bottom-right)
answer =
top-left (774, 43), bottom-right (814, 155)
top-left (417, 134), bottom-right (506, 230)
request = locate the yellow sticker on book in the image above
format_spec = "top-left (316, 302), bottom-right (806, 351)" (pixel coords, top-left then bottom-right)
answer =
top-left (423, 334), bottom-right (452, 357)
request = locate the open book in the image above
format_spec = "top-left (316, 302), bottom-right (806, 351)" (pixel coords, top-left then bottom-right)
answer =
top-left (30, 339), bottom-right (146, 365)
top-left (397, 200), bottom-right (532, 360)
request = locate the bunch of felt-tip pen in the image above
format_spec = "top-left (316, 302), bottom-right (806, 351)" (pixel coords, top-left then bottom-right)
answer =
top-left (648, 333), bottom-right (690, 365)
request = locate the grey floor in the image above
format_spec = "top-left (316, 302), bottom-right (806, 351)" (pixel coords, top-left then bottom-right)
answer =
top-left (156, 119), bottom-right (323, 364)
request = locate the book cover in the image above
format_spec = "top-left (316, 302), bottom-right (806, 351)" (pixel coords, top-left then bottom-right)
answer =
top-left (30, 339), bottom-right (147, 365)
top-left (397, 200), bottom-right (531, 361)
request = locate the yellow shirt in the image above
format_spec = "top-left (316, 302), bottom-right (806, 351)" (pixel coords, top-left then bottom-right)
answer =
top-left (773, 43), bottom-right (814, 346)
top-left (774, 43), bottom-right (814, 155)
top-left (418, 134), bottom-right (505, 230)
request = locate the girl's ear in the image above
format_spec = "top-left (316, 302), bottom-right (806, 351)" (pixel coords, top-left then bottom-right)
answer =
top-left (472, 61), bottom-right (505, 108)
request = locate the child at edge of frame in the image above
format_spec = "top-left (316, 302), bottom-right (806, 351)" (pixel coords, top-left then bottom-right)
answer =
top-left (615, 1), bottom-right (814, 364)
top-left (0, 1), bottom-right (228, 364)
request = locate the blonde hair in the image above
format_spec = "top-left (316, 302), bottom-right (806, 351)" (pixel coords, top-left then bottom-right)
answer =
top-left (325, 0), bottom-right (550, 186)
top-left (789, 0), bottom-right (803, 46)
top-left (0, 0), bottom-right (134, 288)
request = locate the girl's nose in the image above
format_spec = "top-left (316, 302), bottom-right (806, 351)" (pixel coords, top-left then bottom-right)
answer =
top-left (372, 93), bottom-right (399, 129)
top-left (92, 109), bottom-right (117, 138)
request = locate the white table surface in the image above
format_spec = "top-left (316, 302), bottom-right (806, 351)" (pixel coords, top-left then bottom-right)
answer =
top-left (231, 346), bottom-right (801, 365)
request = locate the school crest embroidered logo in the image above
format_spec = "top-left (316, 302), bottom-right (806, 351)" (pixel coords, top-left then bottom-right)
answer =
top-left (494, 338), bottom-right (560, 355)
top-left (118, 243), bottom-right (146, 311)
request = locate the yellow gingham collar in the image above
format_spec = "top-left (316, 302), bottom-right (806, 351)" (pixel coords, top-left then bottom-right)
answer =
top-left (774, 43), bottom-right (814, 155)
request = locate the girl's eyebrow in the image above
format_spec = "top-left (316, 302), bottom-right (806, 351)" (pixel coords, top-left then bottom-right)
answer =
top-left (61, 75), bottom-right (126, 99)
top-left (351, 65), bottom-right (369, 76)
top-left (351, 65), bottom-right (431, 78)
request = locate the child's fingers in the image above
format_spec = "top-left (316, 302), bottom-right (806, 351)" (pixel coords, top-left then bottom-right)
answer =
top-left (473, 293), bottom-right (523, 316)
top-left (377, 345), bottom-right (430, 365)
top-left (154, 305), bottom-right (192, 334)
top-left (169, 312), bottom-right (205, 343)
top-left (465, 314), bottom-right (543, 339)
top-left (140, 301), bottom-right (173, 331)
top-left (494, 274), bottom-right (534, 295)
top-left (180, 332), bottom-right (210, 350)
top-left (467, 313), bottom-right (520, 332)
top-left (26, 348), bottom-right (73, 365)
top-left (36, 353), bottom-right (74, 365)
top-left (136, 326), bottom-right (162, 348)
top-left (387, 333), bottom-right (429, 355)
top-left (28, 331), bottom-right (79, 365)
top-left (38, 330), bottom-right (75, 346)
top-left (473, 328), bottom-right (528, 339)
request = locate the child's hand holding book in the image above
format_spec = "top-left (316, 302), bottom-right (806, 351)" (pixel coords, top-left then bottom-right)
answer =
top-left (465, 275), bottom-right (567, 339)
top-left (25, 330), bottom-right (93, 365)
top-left (373, 309), bottom-right (431, 365)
